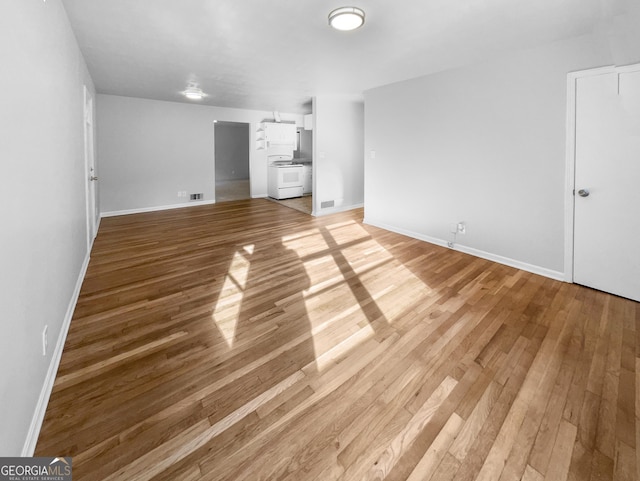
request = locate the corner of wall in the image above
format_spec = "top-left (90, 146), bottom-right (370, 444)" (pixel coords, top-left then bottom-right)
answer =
top-left (21, 252), bottom-right (91, 456)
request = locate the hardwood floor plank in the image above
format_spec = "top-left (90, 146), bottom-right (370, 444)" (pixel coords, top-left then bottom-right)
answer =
top-left (544, 419), bottom-right (578, 481)
top-left (382, 363), bottom-right (484, 481)
top-left (596, 296), bottom-right (626, 459)
top-left (54, 331), bottom-right (189, 390)
top-left (522, 464), bottom-right (545, 481)
top-left (498, 296), bottom-right (582, 481)
top-left (32, 199), bottom-right (639, 481)
top-left (405, 413), bottom-right (464, 481)
top-left (103, 370), bottom-right (305, 481)
top-left (588, 448), bottom-right (613, 481)
top-left (363, 376), bottom-right (458, 479)
top-left (449, 380), bottom-right (503, 462)
top-left (527, 294), bottom-right (581, 469)
top-left (451, 324), bottom-right (544, 481)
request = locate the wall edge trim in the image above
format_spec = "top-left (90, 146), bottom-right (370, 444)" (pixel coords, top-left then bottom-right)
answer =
top-left (21, 252), bottom-right (91, 456)
top-left (363, 219), bottom-right (565, 282)
top-left (101, 200), bottom-right (217, 218)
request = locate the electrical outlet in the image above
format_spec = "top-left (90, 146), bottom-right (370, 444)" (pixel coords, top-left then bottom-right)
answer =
top-left (457, 222), bottom-right (466, 234)
top-left (42, 325), bottom-right (48, 356)
top-left (178, 191), bottom-right (182, 197)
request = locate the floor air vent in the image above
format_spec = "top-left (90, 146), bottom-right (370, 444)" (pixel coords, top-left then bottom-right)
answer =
top-left (320, 200), bottom-right (335, 209)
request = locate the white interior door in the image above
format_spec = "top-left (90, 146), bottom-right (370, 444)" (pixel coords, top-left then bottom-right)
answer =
top-left (573, 66), bottom-right (640, 302)
top-left (84, 86), bottom-right (98, 247)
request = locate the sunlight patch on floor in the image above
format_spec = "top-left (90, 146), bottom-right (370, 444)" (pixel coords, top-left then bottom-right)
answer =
top-left (325, 220), bottom-right (371, 244)
top-left (212, 248), bottom-right (252, 348)
top-left (313, 323), bottom-right (376, 371)
top-left (281, 228), bottom-right (329, 257)
top-left (282, 220), bottom-right (432, 371)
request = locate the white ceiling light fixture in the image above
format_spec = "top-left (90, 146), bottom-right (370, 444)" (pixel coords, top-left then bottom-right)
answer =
top-left (328, 6), bottom-right (365, 31)
top-left (183, 86), bottom-right (205, 100)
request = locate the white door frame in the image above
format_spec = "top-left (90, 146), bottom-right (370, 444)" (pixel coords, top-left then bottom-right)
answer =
top-left (563, 63), bottom-right (640, 282)
top-left (83, 85), bottom-right (98, 249)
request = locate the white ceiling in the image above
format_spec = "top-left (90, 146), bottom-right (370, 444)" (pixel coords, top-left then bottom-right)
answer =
top-left (61, 0), bottom-right (605, 114)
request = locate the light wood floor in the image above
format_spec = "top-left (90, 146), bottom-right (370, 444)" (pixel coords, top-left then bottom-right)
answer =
top-left (36, 199), bottom-right (639, 481)
top-left (269, 194), bottom-right (313, 215)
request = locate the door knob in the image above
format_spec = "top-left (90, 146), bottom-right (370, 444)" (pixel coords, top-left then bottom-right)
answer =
top-left (577, 188), bottom-right (589, 197)
top-left (90, 176), bottom-right (98, 181)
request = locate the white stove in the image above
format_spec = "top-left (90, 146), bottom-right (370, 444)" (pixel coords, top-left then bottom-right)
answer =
top-left (268, 163), bottom-right (304, 199)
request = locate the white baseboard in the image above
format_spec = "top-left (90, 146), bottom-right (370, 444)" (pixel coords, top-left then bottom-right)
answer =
top-left (314, 202), bottom-right (364, 217)
top-left (101, 200), bottom-right (216, 218)
top-left (363, 219), bottom-right (565, 282)
top-left (21, 252), bottom-right (91, 456)
top-left (454, 244), bottom-right (565, 281)
top-left (363, 219), bottom-right (449, 248)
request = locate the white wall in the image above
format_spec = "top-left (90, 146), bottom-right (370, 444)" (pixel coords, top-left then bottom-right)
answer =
top-left (97, 95), bottom-right (303, 214)
top-left (364, 34), bottom-right (620, 277)
top-left (214, 122), bottom-right (250, 181)
top-left (313, 96), bottom-right (364, 215)
top-left (605, 0), bottom-right (640, 66)
top-left (0, 0), bottom-right (95, 455)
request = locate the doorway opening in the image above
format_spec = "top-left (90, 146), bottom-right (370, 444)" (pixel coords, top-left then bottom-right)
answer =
top-left (214, 121), bottom-right (250, 202)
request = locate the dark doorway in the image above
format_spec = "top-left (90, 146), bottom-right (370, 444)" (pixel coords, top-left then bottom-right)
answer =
top-left (214, 121), bottom-right (250, 202)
